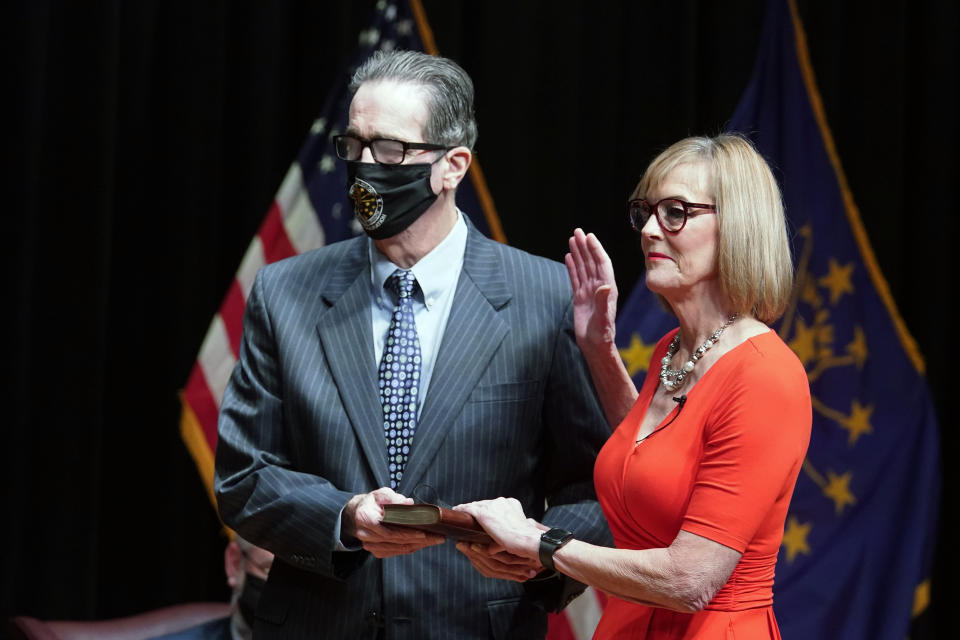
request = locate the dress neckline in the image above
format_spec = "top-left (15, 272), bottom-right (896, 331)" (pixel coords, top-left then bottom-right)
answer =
top-left (632, 328), bottom-right (775, 443)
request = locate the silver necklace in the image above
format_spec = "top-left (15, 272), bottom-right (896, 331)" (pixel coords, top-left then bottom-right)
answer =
top-left (660, 313), bottom-right (738, 392)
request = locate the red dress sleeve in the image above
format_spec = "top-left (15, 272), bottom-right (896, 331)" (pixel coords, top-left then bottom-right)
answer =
top-left (680, 336), bottom-right (812, 553)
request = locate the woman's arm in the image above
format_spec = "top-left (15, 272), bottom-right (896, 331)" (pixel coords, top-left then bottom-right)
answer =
top-left (565, 228), bottom-right (638, 425)
top-left (455, 498), bottom-right (740, 613)
top-left (552, 531), bottom-right (740, 612)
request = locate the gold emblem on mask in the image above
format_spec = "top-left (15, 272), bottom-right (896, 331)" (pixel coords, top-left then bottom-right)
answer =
top-left (348, 178), bottom-right (385, 230)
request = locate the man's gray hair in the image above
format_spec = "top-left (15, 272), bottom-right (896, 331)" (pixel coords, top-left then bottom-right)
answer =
top-left (350, 50), bottom-right (478, 150)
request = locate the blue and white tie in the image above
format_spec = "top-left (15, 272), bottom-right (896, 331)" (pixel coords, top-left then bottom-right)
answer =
top-left (379, 269), bottom-right (422, 489)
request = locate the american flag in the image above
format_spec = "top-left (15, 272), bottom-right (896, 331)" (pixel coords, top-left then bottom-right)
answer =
top-left (178, 1), bottom-right (604, 637)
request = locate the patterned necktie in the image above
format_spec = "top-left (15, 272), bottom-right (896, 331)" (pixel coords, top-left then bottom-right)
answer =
top-left (379, 269), bottom-right (422, 489)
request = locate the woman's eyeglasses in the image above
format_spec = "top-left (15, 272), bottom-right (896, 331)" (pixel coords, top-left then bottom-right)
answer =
top-left (628, 198), bottom-right (717, 234)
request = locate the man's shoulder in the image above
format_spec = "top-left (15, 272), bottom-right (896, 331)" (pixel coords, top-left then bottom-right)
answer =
top-left (261, 235), bottom-right (366, 278)
top-left (251, 236), bottom-right (368, 301)
top-left (467, 229), bottom-right (568, 281)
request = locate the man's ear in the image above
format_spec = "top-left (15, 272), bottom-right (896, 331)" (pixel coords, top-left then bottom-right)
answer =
top-left (441, 146), bottom-right (473, 190)
top-left (224, 540), bottom-right (244, 589)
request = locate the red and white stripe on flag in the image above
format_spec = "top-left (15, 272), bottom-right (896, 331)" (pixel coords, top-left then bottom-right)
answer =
top-left (548, 588), bottom-right (606, 639)
top-left (179, 162), bottom-right (325, 506)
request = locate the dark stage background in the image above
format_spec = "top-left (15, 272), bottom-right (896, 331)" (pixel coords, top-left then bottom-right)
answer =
top-left (4, 1), bottom-right (956, 638)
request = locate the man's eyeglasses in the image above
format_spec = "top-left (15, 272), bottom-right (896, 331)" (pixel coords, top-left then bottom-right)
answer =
top-left (628, 198), bottom-right (717, 234)
top-left (333, 134), bottom-right (451, 165)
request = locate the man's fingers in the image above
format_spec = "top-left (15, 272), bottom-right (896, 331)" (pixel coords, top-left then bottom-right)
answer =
top-left (355, 525), bottom-right (443, 545)
top-left (350, 487), bottom-right (413, 533)
top-left (469, 545), bottom-right (534, 566)
top-left (456, 542), bottom-right (539, 581)
top-left (364, 539), bottom-right (444, 559)
top-left (464, 554), bottom-right (536, 581)
top-left (370, 486), bottom-right (412, 505)
top-left (361, 531), bottom-right (446, 558)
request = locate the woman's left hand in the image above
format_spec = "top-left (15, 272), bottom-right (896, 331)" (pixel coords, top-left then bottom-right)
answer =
top-left (565, 228), bottom-right (618, 354)
top-left (454, 498), bottom-right (548, 581)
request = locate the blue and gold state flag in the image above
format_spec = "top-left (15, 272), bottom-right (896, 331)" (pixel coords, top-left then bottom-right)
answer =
top-left (614, 1), bottom-right (940, 637)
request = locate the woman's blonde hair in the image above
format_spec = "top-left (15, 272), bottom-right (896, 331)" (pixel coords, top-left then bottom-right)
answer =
top-left (632, 134), bottom-right (793, 324)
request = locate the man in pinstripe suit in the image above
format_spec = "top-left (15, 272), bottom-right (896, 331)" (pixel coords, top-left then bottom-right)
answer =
top-left (215, 50), bottom-right (611, 639)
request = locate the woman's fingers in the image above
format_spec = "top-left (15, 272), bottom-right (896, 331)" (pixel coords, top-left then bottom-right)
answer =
top-left (568, 232), bottom-right (588, 289)
top-left (564, 253), bottom-right (581, 293)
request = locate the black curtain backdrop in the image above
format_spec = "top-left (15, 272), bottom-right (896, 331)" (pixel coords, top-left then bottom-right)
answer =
top-left (3, 1), bottom-right (956, 638)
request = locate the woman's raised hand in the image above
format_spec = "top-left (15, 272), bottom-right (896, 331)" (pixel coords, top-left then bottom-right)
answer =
top-left (565, 229), bottom-right (618, 354)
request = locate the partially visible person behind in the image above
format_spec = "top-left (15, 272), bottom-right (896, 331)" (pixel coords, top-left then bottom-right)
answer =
top-left (457, 134), bottom-right (812, 639)
top-left (150, 537), bottom-right (274, 640)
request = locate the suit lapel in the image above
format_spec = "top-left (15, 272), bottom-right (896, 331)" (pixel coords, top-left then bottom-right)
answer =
top-left (399, 229), bottom-right (512, 493)
top-left (315, 240), bottom-right (391, 488)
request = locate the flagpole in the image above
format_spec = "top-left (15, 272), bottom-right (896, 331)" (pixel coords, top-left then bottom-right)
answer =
top-left (409, 0), bottom-right (439, 56)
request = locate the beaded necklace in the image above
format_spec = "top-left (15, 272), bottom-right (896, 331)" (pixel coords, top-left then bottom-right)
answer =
top-left (659, 313), bottom-right (738, 392)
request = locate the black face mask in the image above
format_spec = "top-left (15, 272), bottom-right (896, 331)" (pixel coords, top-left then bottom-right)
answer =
top-left (237, 574), bottom-right (266, 629)
top-left (346, 161), bottom-right (439, 239)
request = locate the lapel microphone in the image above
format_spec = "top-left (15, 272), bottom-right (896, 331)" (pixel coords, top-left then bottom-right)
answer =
top-left (637, 395), bottom-right (688, 444)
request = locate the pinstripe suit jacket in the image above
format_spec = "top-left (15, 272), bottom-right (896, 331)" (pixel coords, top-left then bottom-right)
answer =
top-left (214, 221), bottom-right (612, 640)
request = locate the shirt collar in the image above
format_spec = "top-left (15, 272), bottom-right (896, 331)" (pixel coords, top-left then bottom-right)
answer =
top-left (369, 211), bottom-right (468, 310)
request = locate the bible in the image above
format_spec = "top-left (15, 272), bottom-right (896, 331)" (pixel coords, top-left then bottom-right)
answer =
top-left (381, 503), bottom-right (493, 544)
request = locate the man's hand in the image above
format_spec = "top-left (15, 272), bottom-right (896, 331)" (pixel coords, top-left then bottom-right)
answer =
top-left (455, 541), bottom-right (544, 582)
top-left (453, 497), bottom-right (548, 581)
top-left (341, 487), bottom-right (445, 558)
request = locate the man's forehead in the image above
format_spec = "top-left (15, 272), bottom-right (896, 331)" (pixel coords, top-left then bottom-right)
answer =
top-left (348, 79), bottom-right (429, 140)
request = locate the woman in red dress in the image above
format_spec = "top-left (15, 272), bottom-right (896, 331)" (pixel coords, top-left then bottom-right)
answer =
top-left (457, 134), bottom-right (811, 639)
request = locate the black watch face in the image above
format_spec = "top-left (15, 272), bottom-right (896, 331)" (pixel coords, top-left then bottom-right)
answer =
top-left (544, 528), bottom-right (572, 544)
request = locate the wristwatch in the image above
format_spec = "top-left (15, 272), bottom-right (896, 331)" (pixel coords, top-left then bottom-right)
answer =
top-left (539, 528), bottom-right (574, 572)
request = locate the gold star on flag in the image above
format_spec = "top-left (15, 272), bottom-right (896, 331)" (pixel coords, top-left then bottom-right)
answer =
top-left (789, 317), bottom-right (818, 368)
top-left (818, 259), bottom-right (855, 304)
top-left (813, 309), bottom-right (835, 361)
top-left (781, 516), bottom-right (811, 562)
top-left (618, 334), bottom-right (655, 377)
top-left (824, 470), bottom-right (856, 514)
top-left (842, 400), bottom-right (873, 445)
top-left (846, 326), bottom-right (868, 368)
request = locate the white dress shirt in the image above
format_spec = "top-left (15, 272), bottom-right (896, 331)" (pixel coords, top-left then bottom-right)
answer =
top-left (369, 211), bottom-right (467, 414)
top-left (335, 211), bottom-right (467, 549)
